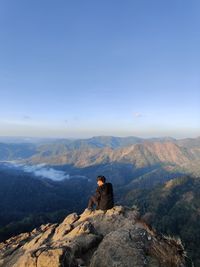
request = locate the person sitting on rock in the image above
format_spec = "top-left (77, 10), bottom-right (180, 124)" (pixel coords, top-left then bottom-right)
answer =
top-left (87, 175), bottom-right (114, 211)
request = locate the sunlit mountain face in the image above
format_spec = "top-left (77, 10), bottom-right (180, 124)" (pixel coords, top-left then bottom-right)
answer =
top-left (1, 136), bottom-right (200, 184)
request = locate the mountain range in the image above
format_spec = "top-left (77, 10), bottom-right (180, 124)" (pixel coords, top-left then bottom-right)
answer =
top-left (0, 135), bottom-right (200, 265)
top-left (0, 136), bottom-right (199, 175)
top-left (21, 137), bottom-right (200, 187)
top-left (1, 136), bottom-right (200, 197)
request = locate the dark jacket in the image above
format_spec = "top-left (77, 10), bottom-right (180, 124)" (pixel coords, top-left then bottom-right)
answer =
top-left (95, 183), bottom-right (114, 210)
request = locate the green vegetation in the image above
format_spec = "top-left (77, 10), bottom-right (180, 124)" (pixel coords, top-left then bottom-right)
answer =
top-left (124, 176), bottom-right (200, 266)
top-left (0, 210), bottom-right (68, 241)
top-left (0, 169), bottom-right (93, 242)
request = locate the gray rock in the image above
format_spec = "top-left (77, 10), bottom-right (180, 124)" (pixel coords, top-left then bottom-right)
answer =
top-left (0, 206), bottom-right (186, 267)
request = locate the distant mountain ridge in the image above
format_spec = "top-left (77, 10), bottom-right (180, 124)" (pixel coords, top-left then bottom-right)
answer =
top-left (1, 136), bottom-right (200, 179)
top-left (0, 135), bottom-right (179, 161)
top-left (0, 135), bottom-right (176, 147)
top-left (27, 140), bottom-right (199, 173)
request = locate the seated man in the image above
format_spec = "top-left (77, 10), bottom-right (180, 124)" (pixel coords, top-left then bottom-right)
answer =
top-left (87, 175), bottom-right (114, 211)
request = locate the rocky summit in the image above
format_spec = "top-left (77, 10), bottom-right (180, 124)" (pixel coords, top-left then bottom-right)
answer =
top-left (0, 206), bottom-right (186, 267)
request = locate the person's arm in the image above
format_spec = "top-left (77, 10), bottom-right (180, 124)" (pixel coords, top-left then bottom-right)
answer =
top-left (93, 186), bottom-right (101, 202)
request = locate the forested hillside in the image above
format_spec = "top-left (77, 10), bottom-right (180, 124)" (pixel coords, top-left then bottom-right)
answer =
top-left (122, 176), bottom-right (200, 266)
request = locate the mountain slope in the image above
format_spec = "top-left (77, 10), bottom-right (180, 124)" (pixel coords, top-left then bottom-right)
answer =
top-left (0, 169), bottom-right (93, 241)
top-left (0, 143), bottom-right (37, 160)
top-left (1, 137), bottom-right (200, 178)
top-left (123, 176), bottom-right (200, 266)
top-left (25, 141), bottom-right (199, 183)
top-left (27, 141), bottom-right (195, 167)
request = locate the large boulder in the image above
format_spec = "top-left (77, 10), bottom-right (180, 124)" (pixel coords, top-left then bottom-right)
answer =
top-left (0, 206), bottom-right (186, 267)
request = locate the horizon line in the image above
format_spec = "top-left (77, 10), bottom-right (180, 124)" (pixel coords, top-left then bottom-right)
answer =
top-left (0, 134), bottom-right (199, 141)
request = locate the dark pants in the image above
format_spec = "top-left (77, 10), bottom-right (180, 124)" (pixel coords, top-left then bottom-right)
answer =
top-left (88, 195), bottom-right (98, 209)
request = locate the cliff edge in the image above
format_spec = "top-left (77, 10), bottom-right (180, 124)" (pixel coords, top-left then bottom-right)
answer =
top-left (0, 206), bottom-right (186, 267)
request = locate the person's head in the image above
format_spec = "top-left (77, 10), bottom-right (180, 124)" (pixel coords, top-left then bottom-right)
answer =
top-left (97, 175), bottom-right (106, 186)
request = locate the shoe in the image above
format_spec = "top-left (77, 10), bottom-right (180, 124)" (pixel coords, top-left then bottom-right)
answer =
top-left (84, 208), bottom-right (93, 214)
top-left (87, 207), bottom-right (93, 211)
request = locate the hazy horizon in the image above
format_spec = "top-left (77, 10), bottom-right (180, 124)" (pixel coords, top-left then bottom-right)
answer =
top-left (0, 133), bottom-right (199, 141)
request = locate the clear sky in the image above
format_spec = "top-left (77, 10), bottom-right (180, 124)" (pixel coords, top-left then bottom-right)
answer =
top-left (0, 0), bottom-right (199, 139)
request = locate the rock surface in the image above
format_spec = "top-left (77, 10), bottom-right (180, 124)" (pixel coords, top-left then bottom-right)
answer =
top-left (0, 206), bottom-right (186, 267)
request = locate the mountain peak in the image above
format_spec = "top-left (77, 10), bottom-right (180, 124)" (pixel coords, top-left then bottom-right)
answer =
top-left (0, 206), bottom-right (186, 267)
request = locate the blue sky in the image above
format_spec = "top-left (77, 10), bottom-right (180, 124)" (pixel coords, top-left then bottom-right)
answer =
top-left (0, 0), bottom-right (199, 138)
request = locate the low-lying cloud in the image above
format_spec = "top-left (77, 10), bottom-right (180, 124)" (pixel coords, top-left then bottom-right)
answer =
top-left (22, 164), bottom-right (70, 181)
top-left (0, 161), bottom-right (90, 181)
top-left (2, 162), bottom-right (69, 181)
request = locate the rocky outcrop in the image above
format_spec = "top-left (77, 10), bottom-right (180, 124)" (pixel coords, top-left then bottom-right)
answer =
top-left (0, 206), bottom-right (186, 267)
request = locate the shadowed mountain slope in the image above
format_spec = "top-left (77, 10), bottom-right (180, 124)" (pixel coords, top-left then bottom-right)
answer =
top-left (122, 176), bottom-right (200, 266)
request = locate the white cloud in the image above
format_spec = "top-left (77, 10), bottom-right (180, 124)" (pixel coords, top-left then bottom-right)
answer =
top-left (34, 167), bottom-right (70, 181)
top-left (5, 162), bottom-right (69, 181)
top-left (22, 164), bottom-right (70, 181)
top-left (1, 162), bottom-right (92, 181)
top-left (133, 112), bottom-right (142, 118)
